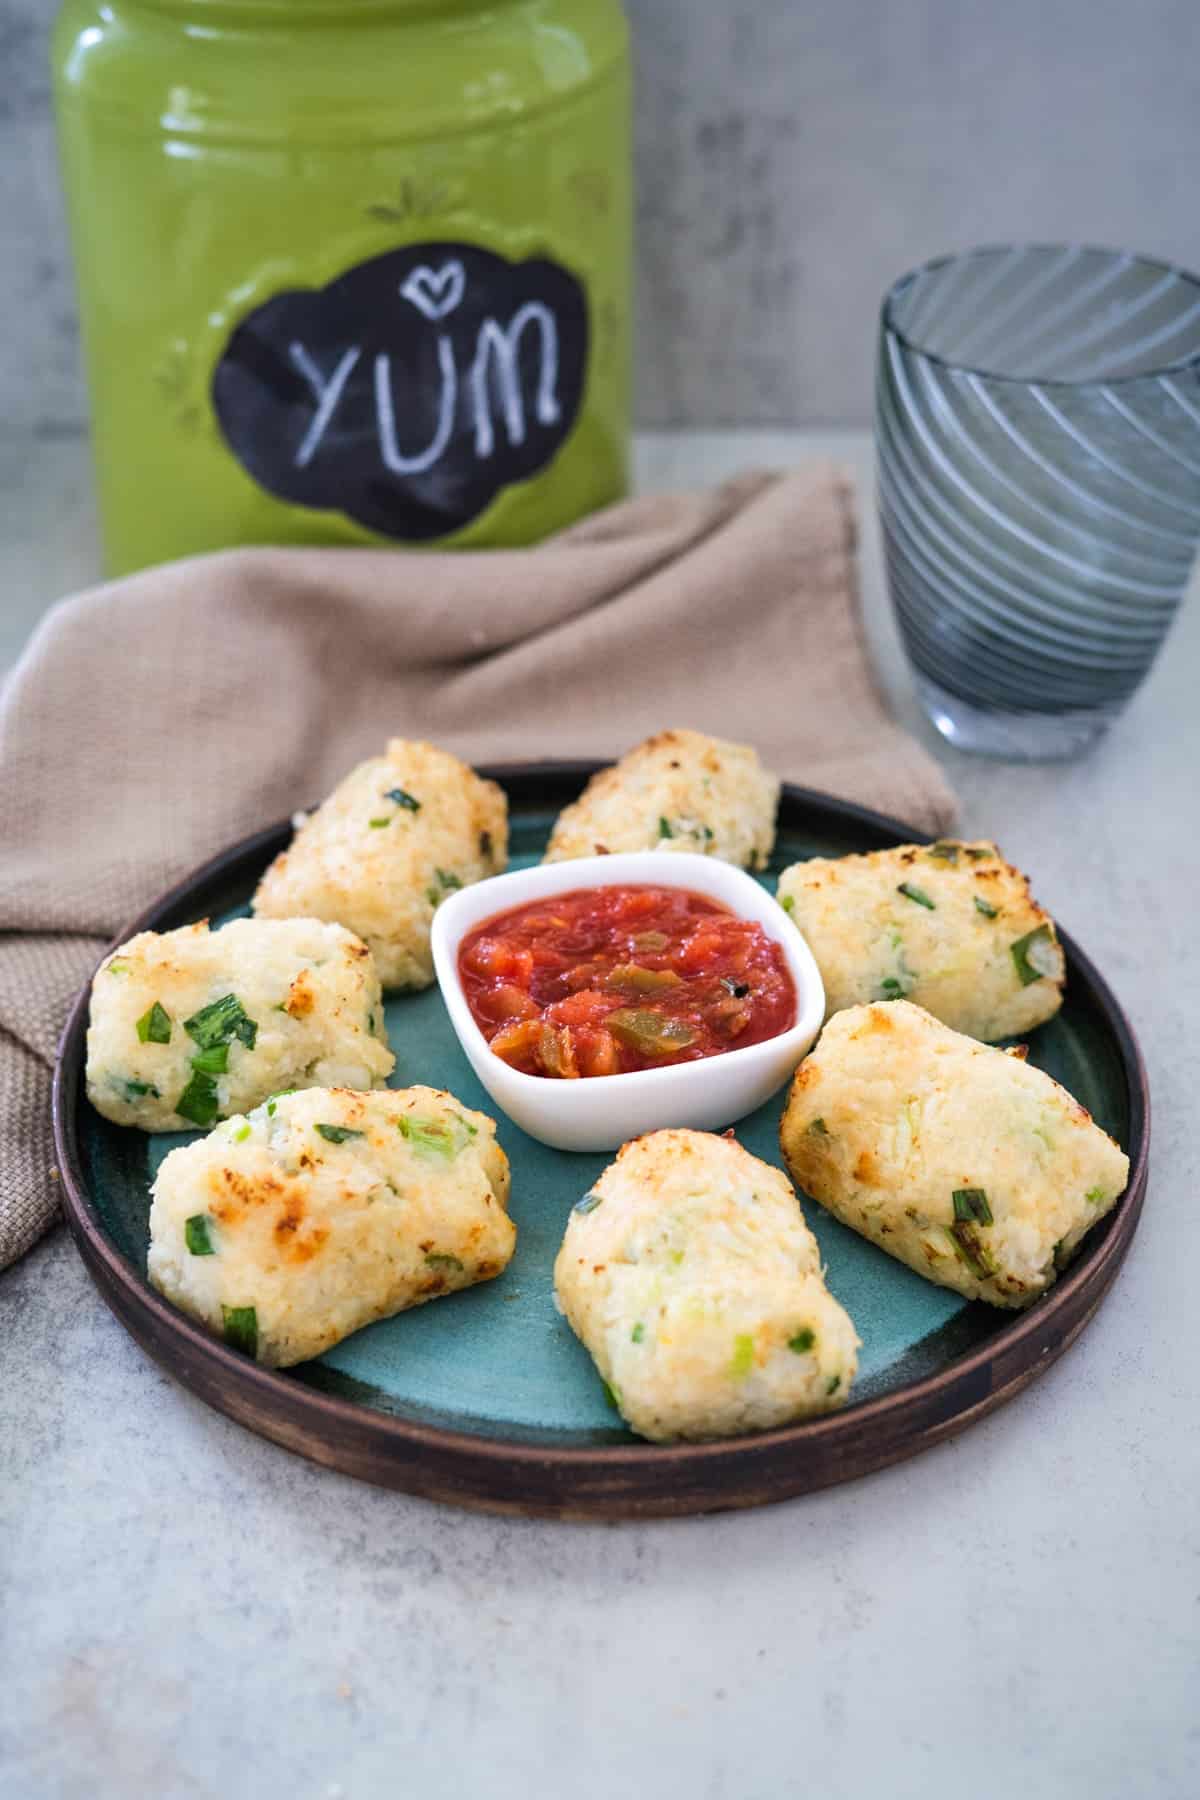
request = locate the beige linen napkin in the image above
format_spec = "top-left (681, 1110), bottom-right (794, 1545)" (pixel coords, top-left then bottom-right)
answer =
top-left (0, 464), bottom-right (955, 1267)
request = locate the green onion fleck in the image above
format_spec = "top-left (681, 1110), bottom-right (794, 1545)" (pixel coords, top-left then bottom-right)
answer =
top-left (368, 817), bottom-right (391, 829)
top-left (657, 816), bottom-right (674, 839)
top-left (367, 1010), bottom-right (376, 1034)
top-left (602, 1379), bottom-right (621, 1411)
top-left (974, 896), bottom-right (999, 919)
top-left (185, 1214), bottom-right (215, 1256)
top-left (780, 892), bottom-right (796, 915)
top-left (315, 1123), bottom-right (365, 1144)
top-left (427, 866), bottom-right (464, 905)
top-left (947, 1222), bottom-right (995, 1280)
top-left (965, 846), bottom-right (992, 861)
top-left (897, 882), bottom-right (936, 910)
top-left (385, 787), bottom-right (421, 812)
top-left (730, 1333), bottom-right (756, 1379)
top-left (1085, 1186), bottom-right (1106, 1205)
top-left (952, 1187), bottom-right (994, 1226)
top-left (184, 993), bottom-right (257, 1052)
top-left (807, 1117), bottom-right (830, 1137)
top-left (927, 841), bottom-right (960, 864)
top-left (878, 976), bottom-right (909, 1001)
top-left (397, 1113), bottom-right (475, 1158)
top-left (122, 1079), bottom-right (159, 1101)
top-left (789, 1328), bottom-right (816, 1353)
top-left (136, 1001), bottom-right (172, 1045)
top-left (826, 1374), bottom-right (841, 1396)
top-left (265, 1089), bottom-right (295, 1118)
top-left (189, 1041), bottom-right (229, 1076)
top-left (233, 1123), bottom-right (251, 1142)
top-left (631, 1322), bottom-right (645, 1344)
top-left (176, 1070), bottom-right (220, 1128)
top-left (574, 1190), bottom-right (603, 1214)
top-left (1011, 924), bottom-right (1061, 987)
top-left (425, 1252), bottom-right (464, 1272)
top-left (106, 958), bottom-right (132, 976)
top-left (221, 1305), bottom-right (258, 1357)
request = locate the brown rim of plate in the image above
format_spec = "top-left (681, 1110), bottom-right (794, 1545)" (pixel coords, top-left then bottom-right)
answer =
top-left (51, 766), bottom-right (1150, 1520)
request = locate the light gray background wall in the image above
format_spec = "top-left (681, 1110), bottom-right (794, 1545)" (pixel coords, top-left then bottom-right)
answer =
top-left (2, 0), bottom-right (1199, 431)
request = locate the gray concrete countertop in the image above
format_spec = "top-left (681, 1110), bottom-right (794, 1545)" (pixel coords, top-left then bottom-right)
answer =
top-left (2, 431), bottom-right (1197, 1800)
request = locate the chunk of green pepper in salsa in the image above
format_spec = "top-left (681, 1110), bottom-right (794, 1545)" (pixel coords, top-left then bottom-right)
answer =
top-left (457, 885), bottom-right (796, 1078)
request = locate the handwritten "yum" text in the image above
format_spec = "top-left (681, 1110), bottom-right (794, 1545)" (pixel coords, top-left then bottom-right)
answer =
top-left (288, 302), bottom-right (561, 477)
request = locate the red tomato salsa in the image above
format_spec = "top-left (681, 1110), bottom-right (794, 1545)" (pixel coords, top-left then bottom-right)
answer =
top-left (457, 884), bottom-right (796, 1079)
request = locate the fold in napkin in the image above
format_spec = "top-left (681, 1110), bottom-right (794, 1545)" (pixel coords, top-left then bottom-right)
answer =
top-left (0, 464), bottom-right (955, 1267)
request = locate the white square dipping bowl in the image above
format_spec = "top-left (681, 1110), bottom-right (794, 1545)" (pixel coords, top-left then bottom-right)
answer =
top-left (430, 851), bottom-right (825, 1153)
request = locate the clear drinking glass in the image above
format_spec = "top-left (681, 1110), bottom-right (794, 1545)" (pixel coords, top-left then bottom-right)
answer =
top-left (876, 245), bottom-right (1200, 757)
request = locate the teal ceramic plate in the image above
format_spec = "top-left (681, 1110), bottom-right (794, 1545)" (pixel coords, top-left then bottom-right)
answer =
top-left (53, 766), bottom-right (1149, 1518)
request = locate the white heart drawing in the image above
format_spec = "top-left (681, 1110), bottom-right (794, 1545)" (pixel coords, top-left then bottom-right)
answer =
top-left (400, 260), bottom-right (466, 322)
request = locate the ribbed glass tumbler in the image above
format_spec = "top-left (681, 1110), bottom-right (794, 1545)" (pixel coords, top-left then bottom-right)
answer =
top-left (877, 245), bottom-right (1200, 757)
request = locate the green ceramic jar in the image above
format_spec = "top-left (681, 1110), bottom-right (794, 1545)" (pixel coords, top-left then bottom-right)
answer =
top-left (53, 0), bottom-right (631, 575)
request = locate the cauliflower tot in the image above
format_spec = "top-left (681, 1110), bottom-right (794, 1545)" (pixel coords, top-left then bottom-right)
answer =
top-left (86, 917), bottom-right (393, 1132)
top-left (554, 1128), bottom-right (858, 1441)
top-left (780, 1000), bottom-right (1129, 1309)
top-left (148, 1085), bottom-right (515, 1366)
top-left (254, 738), bottom-right (507, 989)
top-left (543, 729), bottom-right (779, 871)
top-left (776, 838), bottom-right (1064, 1041)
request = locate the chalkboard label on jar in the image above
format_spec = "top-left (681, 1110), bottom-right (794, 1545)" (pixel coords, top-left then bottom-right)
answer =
top-left (211, 243), bottom-right (589, 541)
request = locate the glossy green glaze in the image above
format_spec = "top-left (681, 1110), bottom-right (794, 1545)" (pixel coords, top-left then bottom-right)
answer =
top-left (53, 0), bottom-right (631, 573)
top-left (80, 800), bottom-right (1132, 1448)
